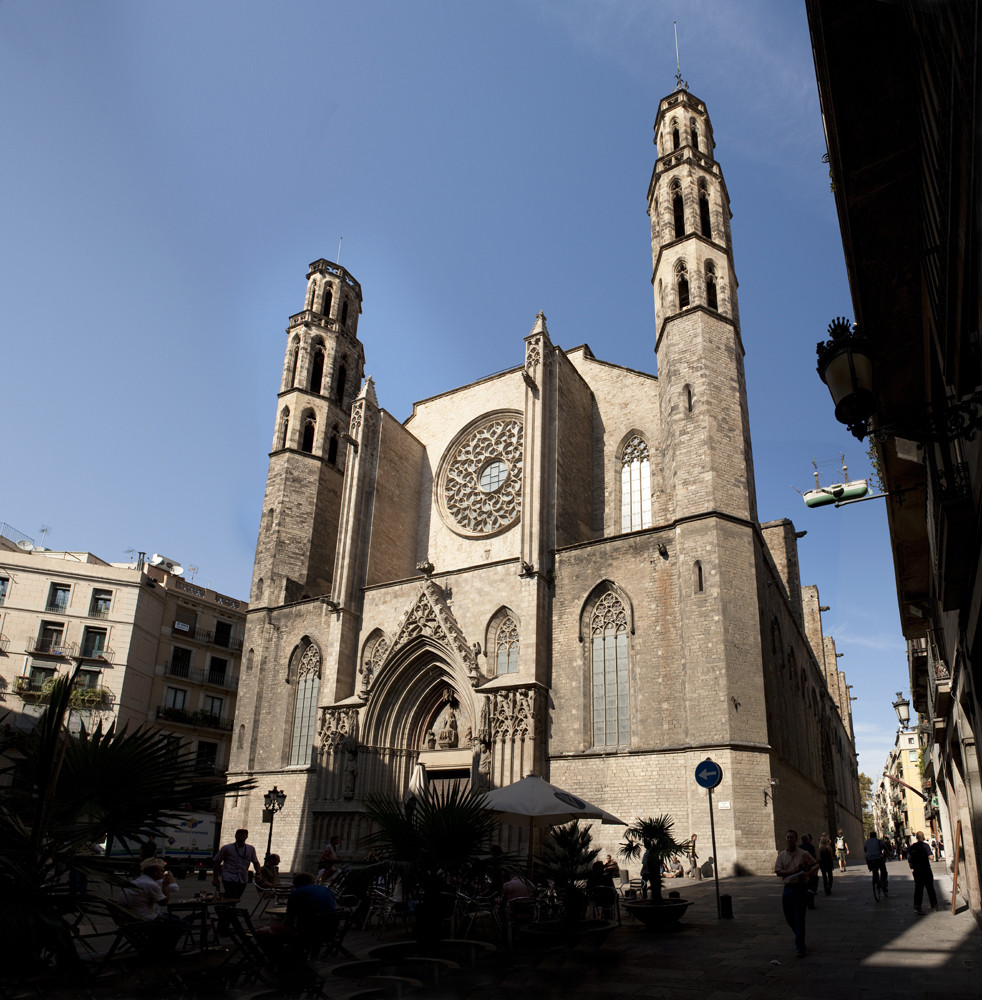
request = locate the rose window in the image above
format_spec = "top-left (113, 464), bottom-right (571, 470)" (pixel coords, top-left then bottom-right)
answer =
top-left (440, 415), bottom-right (523, 536)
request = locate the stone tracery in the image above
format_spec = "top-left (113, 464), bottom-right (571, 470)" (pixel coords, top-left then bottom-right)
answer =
top-left (440, 416), bottom-right (523, 537)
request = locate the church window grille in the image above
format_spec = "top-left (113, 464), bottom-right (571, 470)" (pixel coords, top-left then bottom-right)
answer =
top-left (495, 617), bottom-right (519, 674)
top-left (322, 285), bottom-right (333, 316)
top-left (279, 408), bottom-right (290, 449)
top-left (310, 348), bottom-right (325, 394)
top-left (328, 427), bottom-right (339, 465)
top-left (591, 592), bottom-right (630, 746)
top-left (675, 260), bottom-right (690, 309)
top-left (620, 436), bottom-right (651, 532)
top-left (671, 179), bottom-right (684, 238)
top-left (341, 300), bottom-right (349, 326)
top-left (301, 414), bottom-right (316, 453)
top-left (289, 644), bottom-right (321, 766)
top-left (335, 365), bottom-right (347, 405)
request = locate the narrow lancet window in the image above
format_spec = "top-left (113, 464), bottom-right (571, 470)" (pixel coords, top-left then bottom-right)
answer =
top-left (671, 179), bottom-right (684, 239)
top-left (495, 617), bottom-right (520, 674)
top-left (705, 261), bottom-right (718, 311)
top-left (591, 592), bottom-right (630, 746)
top-left (310, 348), bottom-right (325, 394)
top-left (301, 414), bottom-right (316, 453)
top-left (675, 260), bottom-right (690, 309)
top-left (620, 436), bottom-right (652, 532)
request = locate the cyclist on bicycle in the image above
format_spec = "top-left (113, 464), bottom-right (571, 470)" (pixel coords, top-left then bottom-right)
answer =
top-left (864, 830), bottom-right (889, 894)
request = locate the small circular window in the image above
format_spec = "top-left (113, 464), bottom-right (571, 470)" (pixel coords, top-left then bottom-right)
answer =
top-left (479, 460), bottom-right (509, 493)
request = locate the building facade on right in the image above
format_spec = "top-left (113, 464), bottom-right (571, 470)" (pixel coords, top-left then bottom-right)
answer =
top-left (807, 0), bottom-right (981, 912)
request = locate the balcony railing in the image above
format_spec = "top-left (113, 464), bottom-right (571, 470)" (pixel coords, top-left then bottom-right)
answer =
top-left (88, 606), bottom-right (111, 619)
top-left (171, 623), bottom-right (243, 651)
top-left (45, 600), bottom-right (70, 614)
top-left (14, 676), bottom-right (114, 709)
top-left (79, 645), bottom-right (114, 664)
top-left (163, 661), bottom-right (239, 691)
top-left (155, 705), bottom-right (234, 732)
top-left (29, 638), bottom-right (77, 658)
top-left (0, 634), bottom-right (8, 653)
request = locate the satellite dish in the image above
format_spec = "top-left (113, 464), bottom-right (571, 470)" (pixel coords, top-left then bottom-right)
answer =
top-left (150, 553), bottom-right (185, 576)
top-left (16, 539), bottom-right (35, 551)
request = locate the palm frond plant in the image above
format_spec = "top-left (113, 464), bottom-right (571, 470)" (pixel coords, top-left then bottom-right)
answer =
top-left (0, 666), bottom-right (255, 976)
top-left (617, 814), bottom-right (686, 904)
top-left (361, 782), bottom-right (515, 942)
top-left (534, 819), bottom-right (599, 924)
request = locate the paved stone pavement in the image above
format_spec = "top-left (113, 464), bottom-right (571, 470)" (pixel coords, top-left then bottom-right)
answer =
top-left (370, 861), bottom-right (980, 1000)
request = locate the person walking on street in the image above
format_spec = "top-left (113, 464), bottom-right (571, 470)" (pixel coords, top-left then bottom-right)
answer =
top-left (818, 833), bottom-right (835, 895)
top-left (834, 829), bottom-right (849, 872)
top-left (775, 829), bottom-right (819, 957)
top-left (686, 833), bottom-right (701, 880)
top-left (909, 831), bottom-right (939, 914)
top-left (213, 828), bottom-right (261, 930)
top-left (799, 834), bottom-right (819, 908)
top-left (864, 830), bottom-right (889, 895)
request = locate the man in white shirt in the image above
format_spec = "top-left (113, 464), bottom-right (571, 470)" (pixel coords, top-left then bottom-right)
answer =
top-left (212, 828), bottom-right (261, 902)
top-left (774, 830), bottom-right (819, 957)
top-left (119, 858), bottom-right (185, 949)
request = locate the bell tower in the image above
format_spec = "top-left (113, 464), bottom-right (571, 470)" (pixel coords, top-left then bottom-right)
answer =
top-left (251, 259), bottom-right (365, 606)
top-left (649, 87), bottom-right (756, 523)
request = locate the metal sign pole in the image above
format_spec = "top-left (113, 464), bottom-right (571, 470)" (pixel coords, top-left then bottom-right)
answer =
top-left (708, 784), bottom-right (721, 919)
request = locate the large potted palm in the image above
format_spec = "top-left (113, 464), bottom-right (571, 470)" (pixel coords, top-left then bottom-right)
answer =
top-left (618, 815), bottom-right (692, 928)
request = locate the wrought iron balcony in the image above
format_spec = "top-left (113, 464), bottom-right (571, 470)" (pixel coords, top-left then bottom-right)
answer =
top-left (88, 606), bottom-right (111, 619)
top-left (155, 705), bottom-right (234, 732)
top-left (163, 662), bottom-right (239, 691)
top-left (0, 634), bottom-right (8, 653)
top-left (170, 622), bottom-right (243, 651)
top-left (14, 676), bottom-right (113, 709)
top-left (28, 637), bottom-right (77, 658)
top-left (79, 645), bottom-right (114, 664)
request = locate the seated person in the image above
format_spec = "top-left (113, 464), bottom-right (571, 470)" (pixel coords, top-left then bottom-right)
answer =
top-left (500, 872), bottom-right (534, 919)
top-left (118, 858), bottom-right (186, 950)
top-left (586, 860), bottom-right (614, 889)
top-left (256, 854), bottom-right (281, 889)
top-left (602, 854), bottom-right (620, 879)
top-left (258, 872), bottom-right (338, 960)
top-left (663, 856), bottom-right (684, 878)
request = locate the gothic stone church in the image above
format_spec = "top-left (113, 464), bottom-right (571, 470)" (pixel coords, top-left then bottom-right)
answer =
top-left (226, 87), bottom-right (862, 875)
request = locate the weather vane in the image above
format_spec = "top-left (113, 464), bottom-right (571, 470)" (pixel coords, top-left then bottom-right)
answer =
top-left (674, 20), bottom-right (689, 92)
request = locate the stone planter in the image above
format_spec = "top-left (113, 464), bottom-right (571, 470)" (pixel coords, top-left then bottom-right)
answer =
top-left (623, 898), bottom-right (692, 929)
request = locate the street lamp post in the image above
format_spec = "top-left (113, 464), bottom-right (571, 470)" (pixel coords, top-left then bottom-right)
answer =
top-left (892, 691), bottom-right (911, 730)
top-left (263, 786), bottom-right (287, 862)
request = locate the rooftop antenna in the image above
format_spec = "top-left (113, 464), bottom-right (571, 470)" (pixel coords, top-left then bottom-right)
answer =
top-left (337, 236), bottom-right (343, 266)
top-left (840, 452), bottom-right (849, 481)
top-left (187, 564), bottom-right (199, 582)
top-left (38, 525), bottom-right (51, 547)
top-left (812, 460), bottom-right (821, 489)
top-left (673, 21), bottom-right (688, 92)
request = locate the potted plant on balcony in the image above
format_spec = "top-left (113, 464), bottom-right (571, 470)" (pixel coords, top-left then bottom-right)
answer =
top-left (618, 814), bottom-right (691, 929)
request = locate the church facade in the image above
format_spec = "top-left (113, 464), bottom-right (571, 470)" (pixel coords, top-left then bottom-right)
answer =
top-left (225, 86), bottom-right (862, 875)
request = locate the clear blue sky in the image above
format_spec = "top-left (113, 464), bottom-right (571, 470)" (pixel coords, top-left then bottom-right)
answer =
top-left (0, 1), bottom-right (906, 785)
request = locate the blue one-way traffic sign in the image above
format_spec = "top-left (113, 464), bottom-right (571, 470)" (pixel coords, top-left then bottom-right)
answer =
top-left (695, 759), bottom-right (723, 789)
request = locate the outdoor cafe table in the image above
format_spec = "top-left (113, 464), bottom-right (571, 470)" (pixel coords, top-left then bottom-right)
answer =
top-left (170, 897), bottom-right (233, 951)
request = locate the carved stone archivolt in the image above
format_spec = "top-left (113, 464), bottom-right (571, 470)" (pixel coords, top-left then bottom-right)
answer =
top-left (318, 706), bottom-right (359, 753)
top-left (382, 580), bottom-right (482, 685)
top-left (359, 635), bottom-right (389, 697)
top-left (438, 414), bottom-right (523, 537)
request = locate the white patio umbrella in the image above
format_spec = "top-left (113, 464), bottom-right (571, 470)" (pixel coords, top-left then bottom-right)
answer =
top-left (483, 775), bottom-right (625, 874)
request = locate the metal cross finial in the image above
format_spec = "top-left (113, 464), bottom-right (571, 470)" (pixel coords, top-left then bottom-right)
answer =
top-left (337, 236), bottom-right (343, 266)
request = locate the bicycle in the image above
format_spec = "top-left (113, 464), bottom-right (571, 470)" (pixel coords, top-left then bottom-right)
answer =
top-left (869, 863), bottom-right (889, 901)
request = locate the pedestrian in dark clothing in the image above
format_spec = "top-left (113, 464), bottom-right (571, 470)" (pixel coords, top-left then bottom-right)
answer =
top-left (817, 834), bottom-right (834, 895)
top-left (775, 830), bottom-right (819, 957)
top-left (799, 834), bottom-right (819, 908)
top-left (909, 831), bottom-right (939, 914)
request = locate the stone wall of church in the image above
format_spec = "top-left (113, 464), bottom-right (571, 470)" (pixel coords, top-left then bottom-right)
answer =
top-left (403, 370), bottom-right (525, 572)
top-left (553, 351), bottom-right (594, 549)
top-left (365, 413), bottom-right (426, 587)
top-left (564, 347), bottom-right (662, 533)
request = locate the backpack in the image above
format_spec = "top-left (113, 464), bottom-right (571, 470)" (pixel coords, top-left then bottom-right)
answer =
top-left (835, 836), bottom-right (845, 850)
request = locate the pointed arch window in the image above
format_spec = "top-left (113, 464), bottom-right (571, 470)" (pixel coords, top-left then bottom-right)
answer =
top-left (705, 260), bottom-right (718, 311)
top-left (591, 592), bottom-right (630, 746)
top-left (671, 118), bottom-right (680, 150)
top-left (341, 300), bottom-right (349, 326)
top-left (694, 560), bottom-right (704, 594)
top-left (328, 425), bottom-right (340, 465)
top-left (675, 260), bottom-right (690, 309)
top-left (495, 616), bottom-right (520, 674)
top-left (698, 180), bottom-right (712, 238)
top-left (301, 413), bottom-right (316, 453)
top-left (279, 408), bottom-right (291, 449)
top-left (289, 643), bottom-right (321, 766)
top-left (690, 119), bottom-right (699, 151)
top-left (288, 338), bottom-right (300, 388)
top-left (620, 435), bottom-right (651, 532)
top-left (334, 364), bottom-right (347, 405)
top-left (310, 347), bottom-right (325, 394)
top-left (671, 179), bottom-right (684, 239)
top-left (322, 284), bottom-right (333, 317)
